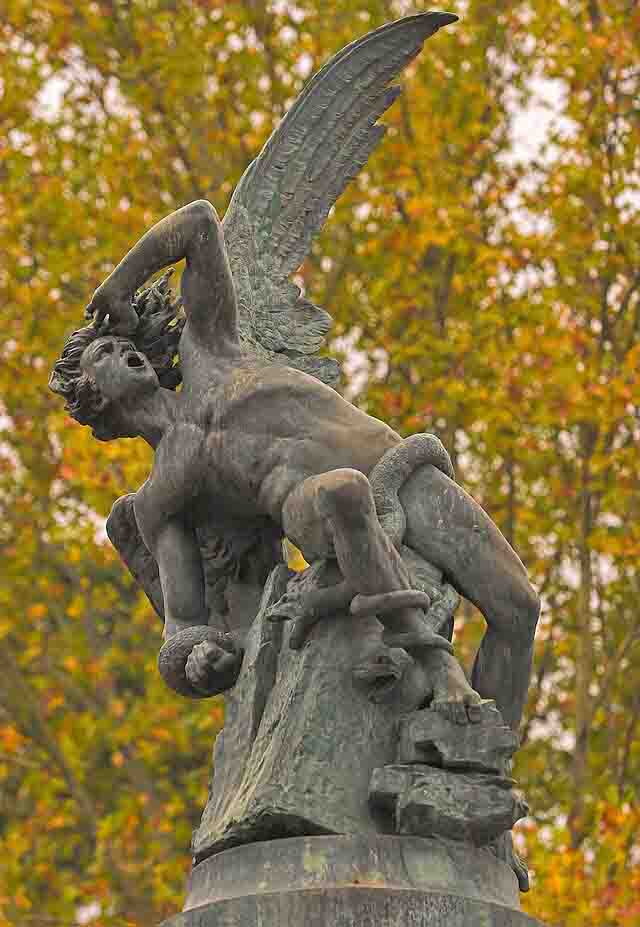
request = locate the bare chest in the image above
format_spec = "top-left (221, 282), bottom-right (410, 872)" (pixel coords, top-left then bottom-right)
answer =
top-left (191, 384), bottom-right (296, 517)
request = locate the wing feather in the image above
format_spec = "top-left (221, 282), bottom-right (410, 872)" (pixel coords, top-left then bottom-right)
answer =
top-left (222, 12), bottom-right (457, 384)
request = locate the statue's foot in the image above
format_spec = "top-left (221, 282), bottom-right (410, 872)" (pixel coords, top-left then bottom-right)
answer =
top-left (352, 644), bottom-right (412, 704)
top-left (431, 663), bottom-right (484, 724)
top-left (268, 580), bottom-right (353, 650)
top-left (382, 627), bottom-right (454, 655)
top-left (351, 591), bottom-right (453, 654)
top-left (266, 590), bottom-right (315, 651)
top-left (432, 691), bottom-right (484, 725)
top-left (351, 589), bottom-right (431, 618)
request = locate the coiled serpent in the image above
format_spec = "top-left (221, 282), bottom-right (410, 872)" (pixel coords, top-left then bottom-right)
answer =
top-left (158, 625), bottom-right (240, 698)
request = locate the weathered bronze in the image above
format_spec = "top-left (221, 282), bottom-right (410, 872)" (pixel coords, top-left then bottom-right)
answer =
top-left (50, 12), bottom-right (544, 926)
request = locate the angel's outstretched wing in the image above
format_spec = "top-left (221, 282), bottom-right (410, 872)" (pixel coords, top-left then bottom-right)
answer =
top-left (222, 12), bottom-right (457, 386)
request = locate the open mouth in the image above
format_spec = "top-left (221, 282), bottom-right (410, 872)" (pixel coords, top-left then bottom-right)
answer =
top-left (126, 352), bottom-right (145, 369)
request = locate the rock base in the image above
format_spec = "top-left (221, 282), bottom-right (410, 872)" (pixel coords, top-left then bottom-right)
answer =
top-left (371, 764), bottom-right (528, 846)
top-left (161, 835), bottom-right (546, 926)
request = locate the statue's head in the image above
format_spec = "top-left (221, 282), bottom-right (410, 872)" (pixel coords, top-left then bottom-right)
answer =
top-left (49, 271), bottom-right (184, 441)
top-left (81, 334), bottom-right (160, 397)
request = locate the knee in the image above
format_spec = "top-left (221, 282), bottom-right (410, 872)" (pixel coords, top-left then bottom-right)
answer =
top-left (187, 199), bottom-right (218, 229)
top-left (317, 468), bottom-right (374, 520)
top-left (523, 583), bottom-right (541, 633)
top-left (133, 486), bottom-right (161, 553)
top-left (106, 493), bottom-right (136, 548)
top-left (511, 581), bottom-right (540, 645)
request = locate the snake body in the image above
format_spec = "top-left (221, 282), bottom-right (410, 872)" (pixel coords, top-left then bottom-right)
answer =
top-left (157, 625), bottom-right (240, 698)
top-left (369, 433), bottom-right (454, 547)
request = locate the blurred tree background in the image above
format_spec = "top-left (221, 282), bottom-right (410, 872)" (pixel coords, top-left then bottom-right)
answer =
top-left (1, 0), bottom-right (639, 924)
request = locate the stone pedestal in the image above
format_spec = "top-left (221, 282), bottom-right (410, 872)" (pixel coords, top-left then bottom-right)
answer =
top-left (176, 570), bottom-right (542, 925)
top-left (162, 835), bottom-right (545, 926)
top-left (191, 567), bottom-right (427, 861)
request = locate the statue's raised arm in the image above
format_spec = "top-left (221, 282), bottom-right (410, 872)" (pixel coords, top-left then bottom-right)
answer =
top-left (85, 200), bottom-right (238, 349)
top-left (79, 12), bottom-right (459, 390)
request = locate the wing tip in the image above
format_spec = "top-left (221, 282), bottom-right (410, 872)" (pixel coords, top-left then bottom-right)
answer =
top-left (402, 11), bottom-right (458, 36)
top-left (360, 11), bottom-right (459, 47)
top-left (430, 11), bottom-right (460, 27)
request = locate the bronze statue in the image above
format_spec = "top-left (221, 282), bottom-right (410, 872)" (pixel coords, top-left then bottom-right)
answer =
top-left (50, 12), bottom-right (538, 732)
top-left (49, 13), bottom-right (542, 905)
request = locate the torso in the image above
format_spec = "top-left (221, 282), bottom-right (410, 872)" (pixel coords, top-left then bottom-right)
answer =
top-left (176, 336), bottom-right (400, 525)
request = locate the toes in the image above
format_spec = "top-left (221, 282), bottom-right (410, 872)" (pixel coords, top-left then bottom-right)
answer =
top-left (433, 697), bottom-right (482, 725)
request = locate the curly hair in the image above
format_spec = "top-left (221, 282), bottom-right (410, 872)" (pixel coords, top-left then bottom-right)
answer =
top-left (49, 270), bottom-right (185, 438)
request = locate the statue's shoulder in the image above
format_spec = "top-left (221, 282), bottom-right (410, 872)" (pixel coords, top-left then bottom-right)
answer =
top-left (223, 359), bottom-right (320, 400)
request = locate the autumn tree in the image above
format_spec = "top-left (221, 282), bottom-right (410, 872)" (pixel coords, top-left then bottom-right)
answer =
top-left (1, 1), bottom-right (638, 925)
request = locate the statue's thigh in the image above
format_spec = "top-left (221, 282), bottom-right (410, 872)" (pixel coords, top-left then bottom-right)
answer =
top-left (400, 465), bottom-right (537, 630)
top-left (281, 474), bottom-right (335, 562)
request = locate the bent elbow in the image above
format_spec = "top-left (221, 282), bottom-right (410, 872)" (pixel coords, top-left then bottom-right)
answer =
top-left (187, 199), bottom-right (219, 228)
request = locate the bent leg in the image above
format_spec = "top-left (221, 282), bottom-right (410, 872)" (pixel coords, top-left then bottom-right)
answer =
top-left (106, 493), bottom-right (164, 621)
top-left (134, 424), bottom-right (208, 639)
top-left (153, 518), bottom-right (207, 639)
top-left (282, 469), bottom-right (483, 713)
top-left (282, 469), bottom-right (450, 647)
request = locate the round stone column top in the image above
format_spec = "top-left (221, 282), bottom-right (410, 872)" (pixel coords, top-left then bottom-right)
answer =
top-left (184, 834), bottom-right (521, 912)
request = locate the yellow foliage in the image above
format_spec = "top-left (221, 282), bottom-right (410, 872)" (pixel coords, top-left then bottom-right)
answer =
top-left (27, 603), bottom-right (47, 620)
top-left (1, 1), bottom-right (639, 925)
